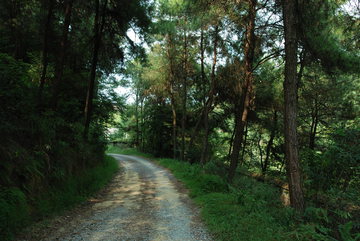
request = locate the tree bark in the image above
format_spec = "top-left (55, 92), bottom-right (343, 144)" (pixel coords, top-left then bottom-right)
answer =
top-left (38, 0), bottom-right (54, 105)
top-left (52, 0), bottom-right (74, 109)
top-left (166, 34), bottom-right (177, 159)
top-left (84, 0), bottom-right (108, 139)
top-left (200, 28), bottom-right (206, 107)
top-left (240, 123), bottom-right (248, 161)
top-left (262, 110), bottom-right (277, 174)
top-left (282, 0), bottom-right (305, 212)
top-left (181, 21), bottom-right (188, 161)
top-left (140, 98), bottom-right (145, 151)
top-left (135, 91), bottom-right (140, 147)
top-left (200, 25), bottom-right (219, 165)
top-left (188, 28), bottom-right (207, 154)
top-left (228, 0), bottom-right (257, 182)
top-left (309, 99), bottom-right (318, 150)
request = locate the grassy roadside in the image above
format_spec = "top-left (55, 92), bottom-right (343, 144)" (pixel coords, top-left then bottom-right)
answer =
top-left (0, 155), bottom-right (118, 241)
top-left (33, 155), bottom-right (119, 217)
top-left (107, 147), bottom-right (336, 241)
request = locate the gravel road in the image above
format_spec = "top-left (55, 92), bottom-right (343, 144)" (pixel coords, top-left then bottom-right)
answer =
top-left (17, 154), bottom-right (212, 241)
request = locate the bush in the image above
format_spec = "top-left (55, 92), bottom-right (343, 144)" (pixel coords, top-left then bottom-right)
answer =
top-left (198, 174), bottom-right (228, 193)
top-left (0, 188), bottom-right (30, 241)
top-left (303, 127), bottom-right (360, 192)
top-left (0, 156), bottom-right (118, 240)
top-left (34, 155), bottom-right (118, 217)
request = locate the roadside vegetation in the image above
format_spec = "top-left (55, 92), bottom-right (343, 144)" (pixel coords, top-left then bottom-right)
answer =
top-left (108, 0), bottom-right (359, 240)
top-left (0, 0), bottom-right (150, 240)
top-left (108, 146), bottom-right (360, 240)
top-left (0, 156), bottom-right (118, 241)
top-left (1, 0), bottom-right (359, 240)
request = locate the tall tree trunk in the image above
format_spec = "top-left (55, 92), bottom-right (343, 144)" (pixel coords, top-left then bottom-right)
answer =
top-left (181, 23), bottom-right (188, 161)
top-left (38, 0), bottom-right (54, 105)
top-left (171, 98), bottom-right (177, 159)
top-left (140, 98), bottom-right (145, 151)
top-left (188, 28), bottom-right (207, 153)
top-left (135, 91), bottom-right (140, 147)
top-left (84, 0), bottom-right (107, 139)
top-left (228, 0), bottom-right (257, 182)
top-left (200, 25), bottom-right (219, 165)
top-left (166, 34), bottom-right (177, 159)
top-left (200, 28), bottom-right (206, 108)
top-left (52, 0), bottom-right (74, 109)
top-left (241, 124), bottom-right (248, 161)
top-left (282, 0), bottom-right (305, 212)
top-left (9, 0), bottom-right (24, 59)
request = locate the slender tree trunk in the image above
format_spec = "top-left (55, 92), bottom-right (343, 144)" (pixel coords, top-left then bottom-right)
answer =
top-left (263, 110), bottom-right (277, 174)
top-left (38, 0), bottom-right (54, 105)
top-left (188, 28), bottom-right (207, 153)
top-left (200, 28), bottom-right (206, 108)
top-left (84, 0), bottom-right (107, 139)
top-left (282, 0), bottom-right (305, 212)
top-left (52, 0), bottom-right (74, 109)
top-left (181, 23), bottom-right (188, 161)
top-left (166, 34), bottom-right (177, 159)
top-left (228, 0), bottom-right (257, 182)
top-left (240, 123), bottom-right (248, 161)
top-left (200, 25), bottom-right (219, 165)
top-left (258, 134), bottom-right (264, 170)
top-left (309, 99), bottom-right (318, 150)
top-left (9, 0), bottom-right (24, 59)
top-left (228, 122), bottom-right (237, 159)
top-left (171, 98), bottom-right (177, 159)
top-left (135, 91), bottom-right (140, 146)
top-left (140, 98), bottom-right (144, 151)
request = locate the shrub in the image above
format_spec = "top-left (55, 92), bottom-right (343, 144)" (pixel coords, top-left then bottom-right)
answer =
top-left (198, 174), bottom-right (229, 193)
top-left (0, 188), bottom-right (30, 241)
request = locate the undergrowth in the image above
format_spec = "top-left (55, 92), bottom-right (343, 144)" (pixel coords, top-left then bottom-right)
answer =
top-left (108, 146), bottom-right (359, 241)
top-left (0, 155), bottom-right (118, 241)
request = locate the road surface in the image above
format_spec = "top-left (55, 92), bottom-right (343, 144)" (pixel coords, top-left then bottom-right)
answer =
top-left (17, 154), bottom-right (212, 241)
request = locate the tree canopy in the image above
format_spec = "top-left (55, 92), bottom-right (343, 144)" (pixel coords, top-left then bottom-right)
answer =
top-left (0, 0), bottom-right (359, 240)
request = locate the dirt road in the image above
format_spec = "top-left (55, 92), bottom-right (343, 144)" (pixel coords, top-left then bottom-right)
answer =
top-left (18, 154), bottom-right (212, 241)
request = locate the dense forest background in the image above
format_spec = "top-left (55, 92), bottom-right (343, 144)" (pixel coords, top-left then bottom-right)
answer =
top-left (0, 0), bottom-right (359, 240)
top-left (0, 0), bottom-right (151, 239)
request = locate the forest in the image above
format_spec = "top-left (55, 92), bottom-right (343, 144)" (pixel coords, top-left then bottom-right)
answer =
top-left (0, 0), bottom-right (359, 240)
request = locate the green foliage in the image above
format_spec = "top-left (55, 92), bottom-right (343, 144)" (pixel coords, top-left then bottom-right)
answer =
top-left (299, 0), bottom-right (360, 73)
top-left (0, 156), bottom-right (118, 240)
top-left (303, 127), bottom-right (360, 192)
top-left (198, 174), bottom-right (228, 193)
top-left (34, 156), bottom-right (118, 217)
top-left (113, 148), bottom-right (358, 241)
top-left (1, 0), bottom-right (359, 239)
top-left (106, 146), bottom-right (154, 158)
top-left (325, 128), bottom-right (360, 188)
top-left (203, 159), bottom-right (228, 178)
top-left (0, 188), bottom-right (29, 241)
top-left (154, 152), bottom-right (326, 241)
top-left (0, 0), bottom-right (150, 239)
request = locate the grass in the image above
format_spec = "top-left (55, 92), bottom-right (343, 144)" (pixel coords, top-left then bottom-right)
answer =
top-left (156, 158), bottom-right (294, 241)
top-left (0, 155), bottom-right (118, 241)
top-left (33, 155), bottom-right (119, 217)
top-left (107, 146), bottom-right (336, 241)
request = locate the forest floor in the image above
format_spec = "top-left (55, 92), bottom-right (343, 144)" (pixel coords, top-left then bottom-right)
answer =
top-left (16, 154), bottom-right (212, 241)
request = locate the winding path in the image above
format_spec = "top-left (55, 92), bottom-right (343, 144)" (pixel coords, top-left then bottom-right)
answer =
top-left (19, 154), bottom-right (212, 241)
